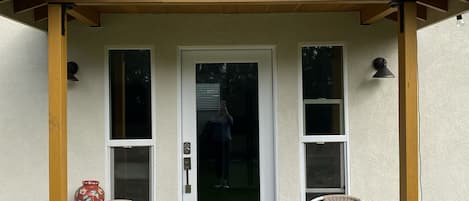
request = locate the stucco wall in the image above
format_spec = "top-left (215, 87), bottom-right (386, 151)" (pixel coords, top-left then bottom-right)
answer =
top-left (0, 16), bottom-right (48, 201)
top-left (66, 13), bottom-right (400, 201)
top-left (418, 12), bottom-right (469, 201)
top-left (0, 13), bottom-right (402, 201)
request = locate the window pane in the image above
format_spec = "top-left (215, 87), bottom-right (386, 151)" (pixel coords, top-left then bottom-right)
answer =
top-left (304, 104), bottom-right (341, 135)
top-left (305, 143), bottom-right (344, 188)
top-left (302, 46), bottom-right (343, 99)
top-left (112, 147), bottom-right (150, 201)
top-left (109, 50), bottom-right (151, 139)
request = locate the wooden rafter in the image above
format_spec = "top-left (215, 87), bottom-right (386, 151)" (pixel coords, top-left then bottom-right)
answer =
top-left (362, 3), bottom-right (428, 24)
top-left (416, 4), bottom-right (427, 21)
top-left (360, 4), bottom-right (397, 25)
top-left (67, 6), bottom-right (100, 26)
top-left (14, 0), bottom-right (46, 13)
top-left (9, 0), bottom-right (445, 26)
top-left (386, 4), bottom-right (427, 22)
top-left (417, 0), bottom-right (447, 12)
top-left (33, 5), bottom-right (99, 26)
top-left (34, 6), bottom-right (48, 22)
top-left (46, 0), bottom-right (391, 5)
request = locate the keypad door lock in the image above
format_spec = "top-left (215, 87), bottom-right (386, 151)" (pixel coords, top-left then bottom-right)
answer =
top-left (183, 142), bottom-right (191, 154)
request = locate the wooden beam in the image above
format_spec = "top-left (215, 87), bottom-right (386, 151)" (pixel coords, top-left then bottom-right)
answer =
top-left (14, 0), bottom-right (46, 13)
top-left (34, 6), bottom-right (48, 22)
top-left (48, 4), bottom-right (68, 201)
top-left (67, 6), bottom-right (100, 26)
top-left (416, 4), bottom-right (427, 21)
top-left (398, 2), bottom-right (419, 201)
top-left (360, 4), bottom-right (397, 25)
top-left (417, 0), bottom-right (447, 12)
top-left (386, 12), bottom-right (398, 21)
top-left (385, 4), bottom-right (427, 22)
top-left (46, 0), bottom-right (391, 5)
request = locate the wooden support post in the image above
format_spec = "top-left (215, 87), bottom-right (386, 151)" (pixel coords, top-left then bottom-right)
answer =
top-left (398, 1), bottom-right (419, 201)
top-left (48, 4), bottom-right (68, 201)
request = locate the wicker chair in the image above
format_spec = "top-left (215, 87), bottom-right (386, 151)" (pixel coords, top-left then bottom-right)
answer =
top-left (310, 194), bottom-right (361, 201)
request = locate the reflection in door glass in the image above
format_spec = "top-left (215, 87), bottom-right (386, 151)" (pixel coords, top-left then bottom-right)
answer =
top-left (196, 63), bottom-right (260, 201)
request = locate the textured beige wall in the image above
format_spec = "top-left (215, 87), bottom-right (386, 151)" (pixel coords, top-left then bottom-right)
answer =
top-left (0, 16), bottom-right (48, 201)
top-left (66, 13), bottom-right (400, 201)
top-left (418, 12), bottom-right (469, 201)
top-left (346, 23), bottom-right (399, 201)
top-left (0, 12), bottom-right (402, 201)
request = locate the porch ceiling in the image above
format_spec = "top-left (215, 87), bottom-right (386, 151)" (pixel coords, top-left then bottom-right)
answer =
top-left (86, 4), bottom-right (365, 14)
top-left (4, 0), bottom-right (469, 29)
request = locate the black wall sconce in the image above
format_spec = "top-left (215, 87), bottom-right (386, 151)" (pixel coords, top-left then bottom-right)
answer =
top-left (67, 61), bottom-right (79, 81)
top-left (372, 57), bottom-right (395, 78)
top-left (456, 15), bottom-right (465, 27)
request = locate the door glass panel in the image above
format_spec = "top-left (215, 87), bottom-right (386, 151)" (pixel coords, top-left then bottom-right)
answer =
top-left (196, 63), bottom-right (260, 201)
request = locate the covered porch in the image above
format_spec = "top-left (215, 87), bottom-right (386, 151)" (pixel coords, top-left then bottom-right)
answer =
top-left (1, 0), bottom-right (468, 201)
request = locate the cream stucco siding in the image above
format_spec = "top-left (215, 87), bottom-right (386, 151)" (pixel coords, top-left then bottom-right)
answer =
top-left (66, 13), bottom-right (400, 201)
top-left (0, 12), bottom-right (405, 201)
top-left (0, 16), bottom-right (48, 201)
top-left (418, 12), bottom-right (469, 201)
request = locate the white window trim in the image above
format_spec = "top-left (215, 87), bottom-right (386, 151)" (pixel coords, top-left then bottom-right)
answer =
top-left (104, 46), bottom-right (157, 201)
top-left (298, 43), bottom-right (350, 201)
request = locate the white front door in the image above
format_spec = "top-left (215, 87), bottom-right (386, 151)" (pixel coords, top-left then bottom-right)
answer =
top-left (181, 49), bottom-right (275, 201)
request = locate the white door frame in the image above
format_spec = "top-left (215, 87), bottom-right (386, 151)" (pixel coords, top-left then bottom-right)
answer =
top-left (177, 46), bottom-right (278, 201)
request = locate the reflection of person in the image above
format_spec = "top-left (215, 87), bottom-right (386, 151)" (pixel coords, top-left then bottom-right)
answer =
top-left (212, 100), bottom-right (233, 189)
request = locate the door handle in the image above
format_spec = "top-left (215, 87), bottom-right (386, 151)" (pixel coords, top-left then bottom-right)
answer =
top-left (184, 157), bottom-right (191, 193)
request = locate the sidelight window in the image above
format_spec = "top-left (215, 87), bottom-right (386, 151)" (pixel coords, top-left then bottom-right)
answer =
top-left (300, 45), bottom-right (348, 201)
top-left (107, 49), bottom-right (154, 201)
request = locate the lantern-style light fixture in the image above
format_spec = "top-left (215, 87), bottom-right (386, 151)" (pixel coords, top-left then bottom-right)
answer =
top-left (372, 57), bottom-right (395, 78)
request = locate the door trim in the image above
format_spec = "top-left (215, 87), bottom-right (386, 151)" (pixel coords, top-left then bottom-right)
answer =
top-left (176, 46), bottom-right (278, 201)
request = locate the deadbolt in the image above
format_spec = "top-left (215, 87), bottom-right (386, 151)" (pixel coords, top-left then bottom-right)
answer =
top-left (183, 142), bottom-right (191, 154)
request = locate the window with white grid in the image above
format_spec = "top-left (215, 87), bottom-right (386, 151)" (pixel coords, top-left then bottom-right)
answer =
top-left (301, 45), bottom-right (348, 201)
top-left (107, 49), bottom-right (154, 201)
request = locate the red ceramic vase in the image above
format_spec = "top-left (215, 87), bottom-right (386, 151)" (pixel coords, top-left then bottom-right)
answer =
top-left (74, 180), bottom-right (105, 201)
